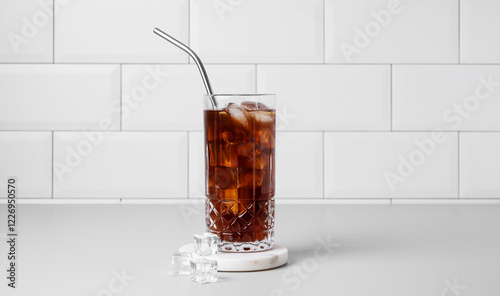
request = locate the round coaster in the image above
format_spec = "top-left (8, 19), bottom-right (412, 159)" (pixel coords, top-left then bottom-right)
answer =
top-left (179, 243), bottom-right (288, 272)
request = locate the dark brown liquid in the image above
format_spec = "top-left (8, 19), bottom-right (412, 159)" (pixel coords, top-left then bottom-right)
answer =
top-left (204, 102), bottom-right (275, 244)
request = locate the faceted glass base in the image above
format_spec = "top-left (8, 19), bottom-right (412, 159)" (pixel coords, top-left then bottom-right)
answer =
top-left (218, 230), bottom-right (274, 252)
top-left (206, 197), bottom-right (275, 252)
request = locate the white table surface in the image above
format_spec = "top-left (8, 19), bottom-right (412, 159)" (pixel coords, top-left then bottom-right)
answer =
top-left (1, 203), bottom-right (499, 296)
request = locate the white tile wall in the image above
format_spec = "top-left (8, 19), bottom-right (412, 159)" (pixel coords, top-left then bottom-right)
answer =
top-left (0, 0), bottom-right (53, 63)
top-left (188, 131), bottom-right (204, 198)
top-left (324, 132), bottom-right (458, 198)
top-left (461, 0), bottom-right (500, 63)
top-left (190, 0), bottom-right (323, 63)
top-left (0, 132), bottom-right (52, 198)
top-left (460, 132), bottom-right (500, 198)
top-left (122, 65), bottom-right (255, 131)
top-left (1, 0), bottom-right (500, 201)
top-left (325, 0), bottom-right (459, 63)
top-left (53, 132), bottom-right (187, 198)
top-left (55, 0), bottom-right (188, 63)
top-left (257, 65), bottom-right (391, 130)
top-left (0, 64), bottom-right (120, 130)
top-left (393, 65), bottom-right (500, 131)
top-left (276, 132), bottom-right (323, 198)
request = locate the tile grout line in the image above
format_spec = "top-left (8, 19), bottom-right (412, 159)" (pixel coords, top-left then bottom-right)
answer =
top-left (3, 130), bottom-right (496, 133)
top-left (10, 197), bottom-right (500, 201)
top-left (6, 62), bottom-right (500, 66)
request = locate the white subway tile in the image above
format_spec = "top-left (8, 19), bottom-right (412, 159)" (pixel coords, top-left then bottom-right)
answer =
top-left (55, 0), bottom-right (188, 63)
top-left (53, 132), bottom-right (187, 198)
top-left (325, 0), bottom-right (458, 63)
top-left (324, 132), bottom-right (458, 198)
top-left (258, 65), bottom-right (391, 130)
top-left (0, 132), bottom-right (51, 198)
top-left (276, 132), bottom-right (323, 198)
top-left (461, 0), bottom-right (500, 63)
top-left (0, 64), bottom-right (120, 130)
top-left (122, 65), bottom-right (255, 131)
top-left (0, 0), bottom-right (53, 62)
top-left (188, 131), bottom-right (205, 198)
top-left (460, 132), bottom-right (500, 198)
top-left (190, 0), bottom-right (323, 63)
top-left (393, 65), bottom-right (500, 131)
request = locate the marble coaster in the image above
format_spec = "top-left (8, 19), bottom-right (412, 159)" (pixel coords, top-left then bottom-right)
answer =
top-left (179, 243), bottom-right (288, 272)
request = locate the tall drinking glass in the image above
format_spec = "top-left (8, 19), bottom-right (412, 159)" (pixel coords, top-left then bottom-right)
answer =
top-left (204, 94), bottom-right (276, 252)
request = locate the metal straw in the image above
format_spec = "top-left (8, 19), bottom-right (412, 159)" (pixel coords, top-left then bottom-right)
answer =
top-left (153, 28), bottom-right (217, 109)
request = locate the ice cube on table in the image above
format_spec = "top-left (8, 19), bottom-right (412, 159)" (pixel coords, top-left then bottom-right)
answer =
top-left (171, 252), bottom-right (192, 276)
top-left (194, 233), bottom-right (220, 256)
top-left (190, 258), bottom-right (218, 284)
